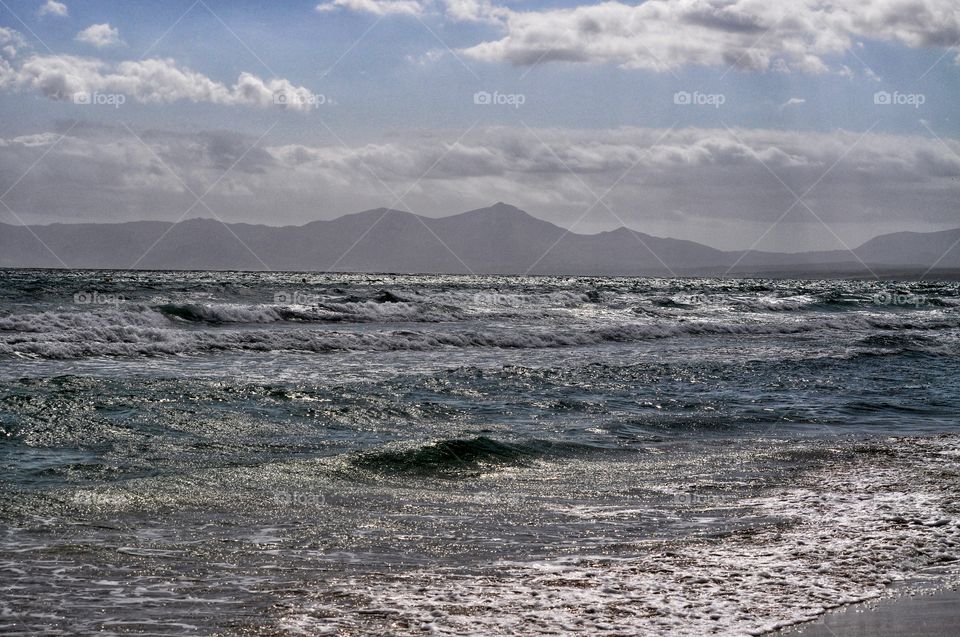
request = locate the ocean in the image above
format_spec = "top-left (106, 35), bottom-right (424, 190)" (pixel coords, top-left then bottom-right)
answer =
top-left (1, 269), bottom-right (959, 635)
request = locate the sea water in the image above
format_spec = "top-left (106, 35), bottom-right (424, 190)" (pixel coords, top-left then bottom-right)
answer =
top-left (1, 270), bottom-right (959, 635)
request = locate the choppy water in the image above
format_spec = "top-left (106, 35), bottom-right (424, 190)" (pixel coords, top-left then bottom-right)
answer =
top-left (1, 270), bottom-right (959, 635)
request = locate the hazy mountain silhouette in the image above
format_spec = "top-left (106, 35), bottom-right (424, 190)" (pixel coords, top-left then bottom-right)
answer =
top-left (2, 202), bottom-right (959, 277)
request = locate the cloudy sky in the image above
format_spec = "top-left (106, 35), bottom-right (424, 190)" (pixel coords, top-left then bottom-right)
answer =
top-left (0, 0), bottom-right (958, 251)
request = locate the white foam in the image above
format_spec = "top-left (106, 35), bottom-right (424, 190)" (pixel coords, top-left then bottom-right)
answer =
top-left (1, 307), bottom-right (957, 359)
top-left (279, 436), bottom-right (960, 636)
top-left (161, 302), bottom-right (288, 323)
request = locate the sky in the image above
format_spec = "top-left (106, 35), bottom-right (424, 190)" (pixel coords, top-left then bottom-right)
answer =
top-left (0, 0), bottom-right (958, 251)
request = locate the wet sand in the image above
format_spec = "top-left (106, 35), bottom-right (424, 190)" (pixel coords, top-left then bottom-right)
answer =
top-left (774, 586), bottom-right (960, 637)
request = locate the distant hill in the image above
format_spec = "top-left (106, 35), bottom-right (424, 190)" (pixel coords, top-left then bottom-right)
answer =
top-left (2, 202), bottom-right (958, 278)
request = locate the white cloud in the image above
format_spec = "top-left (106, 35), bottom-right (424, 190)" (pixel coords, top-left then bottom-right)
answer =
top-left (443, 0), bottom-right (508, 24)
top-left (315, 0), bottom-right (509, 21)
top-left (0, 54), bottom-right (320, 111)
top-left (780, 97), bottom-right (806, 109)
top-left (76, 23), bottom-right (123, 48)
top-left (0, 27), bottom-right (27, 59)
top-left (459, 0), bottom-right (960, 74)
top-left (316, 0), bottom-right (426, 16)
top-left (37, 0), bottom-right (68, 18)
top-left (406, 48), bottom-right (445, 66)
top-left (267, 128), bottom-right (960, 190)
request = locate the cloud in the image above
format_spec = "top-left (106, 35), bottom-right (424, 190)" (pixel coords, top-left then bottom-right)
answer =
top-left (37, 0), bottom-right (68, 18)
top-left (459, 0), bottom-right (960, 74)
top-left (443, 0), bottom-right (508, 24)
top-left (76, 23), bottom-right (123, 48)
top-left (0, 27), bottom-right (27, 59)
top-left (1, 124), bottom-right (958, 251)
top-left (315, 0), bottom-right (426, 16)
top-left (780, 97), bottom-right (806, 109)
top-left (316, 0), bottom-right (510, 22)
top-left (406, 48), bottom-right (445, 66)
top-left (0, 54), bottom-right (320, 111)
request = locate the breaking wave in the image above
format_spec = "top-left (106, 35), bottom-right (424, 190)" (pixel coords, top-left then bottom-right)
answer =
top-left (2, 308), bottom-right (958, 359)
top-left (156, 300), bottom-right (460, 324)
top-left (349, 436), bottom-right (604, 477)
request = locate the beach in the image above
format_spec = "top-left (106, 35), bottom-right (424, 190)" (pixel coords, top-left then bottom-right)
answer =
top-left (777, 586), bottom-right (960, 637)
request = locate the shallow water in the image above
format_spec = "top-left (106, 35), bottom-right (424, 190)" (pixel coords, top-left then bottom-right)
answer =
top-left (1, 270), bottom-right (959, 635)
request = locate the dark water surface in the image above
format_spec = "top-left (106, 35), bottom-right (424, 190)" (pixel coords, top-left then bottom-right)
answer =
top-left (1, 270), bottom-right (959, 635)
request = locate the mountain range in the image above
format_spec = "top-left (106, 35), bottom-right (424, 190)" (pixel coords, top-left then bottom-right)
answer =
top-left (3, 202), bottom-right (959, 278)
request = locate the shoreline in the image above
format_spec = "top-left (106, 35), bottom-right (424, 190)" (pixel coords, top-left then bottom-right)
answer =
top-left (772, 579), bottom-right (960, 637)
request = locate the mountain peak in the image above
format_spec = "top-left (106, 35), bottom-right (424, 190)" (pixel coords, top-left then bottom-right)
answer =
top-left (469, 202), bottom-right (532, 218)
top-left (488, 202), bottom-right (534, 218)
top-left (437, 202), bottom-right (556, 230)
